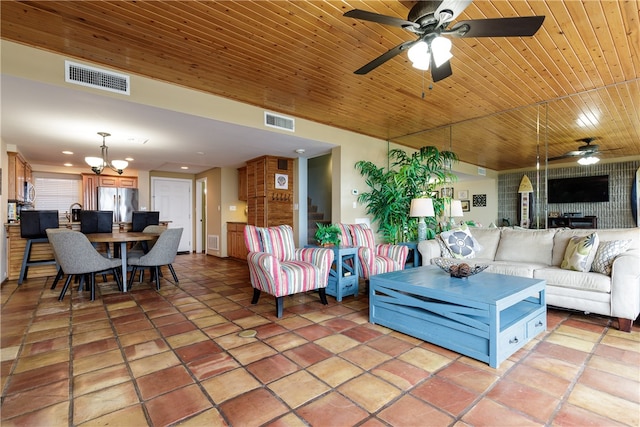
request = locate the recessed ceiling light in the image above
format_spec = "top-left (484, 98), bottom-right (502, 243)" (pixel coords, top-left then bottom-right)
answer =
top-left (295, 148), bottom-right (305, 154)
top-left (125, 157), bottom-right (134, 161)
top-left (62, 150), bottom-right (73, 155)
top-left (181, 166), bottom-right (189, 170)
top-left (64, 163), bottom-right (73, 167)
top-left (197, 151), bottom-right (205, 155)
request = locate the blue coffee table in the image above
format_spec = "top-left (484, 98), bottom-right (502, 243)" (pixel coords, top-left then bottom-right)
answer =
top-left (369, 266), bottom-right (546, 368)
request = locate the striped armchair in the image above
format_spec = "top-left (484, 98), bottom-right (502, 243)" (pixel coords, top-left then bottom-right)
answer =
top-left (338, 223), bottom-right (408, 280)
top-left (244, 224), bottom-right (335, 317)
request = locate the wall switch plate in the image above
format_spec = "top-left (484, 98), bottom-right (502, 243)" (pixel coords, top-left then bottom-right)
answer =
top-left (229, 205), bottom-right (236, 211)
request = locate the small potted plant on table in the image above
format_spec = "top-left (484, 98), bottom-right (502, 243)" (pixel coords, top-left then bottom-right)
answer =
top-left (315, 223), bottom-right (341, 246)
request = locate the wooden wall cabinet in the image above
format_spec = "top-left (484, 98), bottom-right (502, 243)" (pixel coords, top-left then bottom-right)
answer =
top-left (237, 166), bottom-right (247, 201)
top-left (246, 155), bottom-right (294, 227)
top-left (7, 152), bottom-right (29, 202)
top-left (82, 174), bottom-right (138, 210)
top-left (227, 222), bottom-right (248, 260)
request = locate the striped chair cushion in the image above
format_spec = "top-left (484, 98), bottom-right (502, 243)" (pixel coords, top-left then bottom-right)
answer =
top-left (351, 224), bottom-right (376, 250)
top-left (280, 260), bottom-right (323, 294)
top-left (258, 225), bottom-right (295, 261)
top-left (338, 223), bottom-right (355, 246)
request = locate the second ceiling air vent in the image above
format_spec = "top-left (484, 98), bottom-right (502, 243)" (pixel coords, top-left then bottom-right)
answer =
top-left (264, 112), bottom-right (295, 132)
top-left (65, 60), bottom-right (130, 95)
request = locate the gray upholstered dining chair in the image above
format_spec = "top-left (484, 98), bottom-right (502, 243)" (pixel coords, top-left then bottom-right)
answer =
top-left (46, 229), bottom-right (122, 301)
top-left (127, 227), bottom-right (182, 290)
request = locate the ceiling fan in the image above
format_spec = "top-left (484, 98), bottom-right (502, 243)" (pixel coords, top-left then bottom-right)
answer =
top-left (548, 137), bottom-right (620, 164)
top-left (344, 0), bottom-right (545, 81)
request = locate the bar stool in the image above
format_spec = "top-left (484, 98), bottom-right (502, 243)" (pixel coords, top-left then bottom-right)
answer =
top-left (18, 210), bottom-right (59, 285)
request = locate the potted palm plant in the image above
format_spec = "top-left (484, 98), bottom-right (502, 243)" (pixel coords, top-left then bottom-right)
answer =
top-left (355, 146), bottom-right (458, 243)
top-left (314, 223), bottom-right (341, 246)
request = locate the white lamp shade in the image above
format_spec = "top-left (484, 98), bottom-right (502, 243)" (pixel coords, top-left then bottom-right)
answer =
top-left (410, 198), bottom-right (435, 217)
top-left (85, 156), bottom-right (104, 168)
top-left (431, 36), bottom-right (453, 67)
top-left (408, 41), bottom-right (429, 64)
top-left (111, 159), bottom-right (129, 170)
top-left (444, 199), bottom-right (464, 218)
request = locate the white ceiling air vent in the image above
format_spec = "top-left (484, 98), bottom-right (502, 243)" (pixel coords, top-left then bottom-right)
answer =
top-left (65, 60), bottom-right (130, 95)
top-left (264, 112), bottom-right (295, 132)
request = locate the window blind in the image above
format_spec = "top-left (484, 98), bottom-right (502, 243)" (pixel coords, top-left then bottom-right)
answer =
top-left (34, 176), bottom-right (81, 220)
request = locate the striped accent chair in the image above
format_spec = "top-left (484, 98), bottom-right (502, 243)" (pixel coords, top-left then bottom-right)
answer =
top-left (244, 224), bottom-right (335, 318)
top-left (338, 223), bottom-right (409, 280)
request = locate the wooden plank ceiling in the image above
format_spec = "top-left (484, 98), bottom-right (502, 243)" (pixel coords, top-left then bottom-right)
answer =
top-left (1, 0), bottom-right (639, 171)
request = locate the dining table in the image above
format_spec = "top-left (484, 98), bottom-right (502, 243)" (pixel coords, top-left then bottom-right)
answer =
top-left (85, 231), bottom-right (158, 292)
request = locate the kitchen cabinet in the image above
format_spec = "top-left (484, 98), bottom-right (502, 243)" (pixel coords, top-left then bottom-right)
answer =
top-left (238, 166), bottom-right (247, 201)
top-left (7, 152), bottom-right (29, 202)
top-left (98, 175), bottom-right (137, 188)
top-left (246, 155), bottom-right (294, 227)
top-left (227, 222), bottom-right (248, 260)
top-left (82, 174), bottom-right (138, 210)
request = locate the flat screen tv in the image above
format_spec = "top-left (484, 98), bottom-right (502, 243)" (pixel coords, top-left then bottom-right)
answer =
top-left (548, 175), bottom-right (609, 203)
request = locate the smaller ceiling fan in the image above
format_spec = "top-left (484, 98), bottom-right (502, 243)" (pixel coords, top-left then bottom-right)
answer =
top-left (344, 0), bottom-right (545, 82)
top-left (548, 137), bottom-right (620, 165)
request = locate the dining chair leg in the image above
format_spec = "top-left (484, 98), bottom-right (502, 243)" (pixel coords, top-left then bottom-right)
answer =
top-left (128, 266), bottom-right (138, 290)
top-left (275, 296), bottom-right (284, 318)
top-left (168, 264), bottom-right (179, 283)
top-left (154, 266), bottom-right (161, 290)
top-left (90, 273), bottom-right (96, 301)
top-left (113, 268), bottom-right (123, 292)
top-left (251, 288), bottom-right (261, 304)
top-left (51, 267), bottom-right (64, 290)
top-left (58, 275), bottom-right (74, 301)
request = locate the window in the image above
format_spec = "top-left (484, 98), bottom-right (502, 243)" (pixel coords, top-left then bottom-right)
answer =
top-left (33, 174), bottom-right (81, 221)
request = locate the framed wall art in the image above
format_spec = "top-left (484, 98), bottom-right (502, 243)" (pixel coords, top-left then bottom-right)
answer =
top-left (461, 200), bottom-right (470, 212)
top-left (472, 194), bottom-right (487, 207)
top-left (275, 173), bottom-right (289, 190)
top-left (458, 190), bottom-right (469, 199)
top-left (441, 187), bottom-right (454, 198)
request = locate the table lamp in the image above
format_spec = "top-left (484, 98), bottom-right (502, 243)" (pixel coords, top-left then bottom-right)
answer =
top-left (410, 198), bottom-right (435, 241)
top-left (444, 199), bottom-right (464, 227)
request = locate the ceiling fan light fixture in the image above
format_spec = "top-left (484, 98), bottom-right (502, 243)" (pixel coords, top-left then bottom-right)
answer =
top-left (578, 156), bottom-right (600, 165)
top-left (431, 36), bottom-right (453, 67)
top-left (408, 41), bottom-right (430, 70)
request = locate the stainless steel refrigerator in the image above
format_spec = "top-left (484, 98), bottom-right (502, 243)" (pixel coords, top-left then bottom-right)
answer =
top-left (97, 187), bottom-right (139, 223)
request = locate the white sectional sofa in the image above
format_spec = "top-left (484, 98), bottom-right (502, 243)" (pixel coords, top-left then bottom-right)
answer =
top-left (418, 227), bottom-right (640, 331)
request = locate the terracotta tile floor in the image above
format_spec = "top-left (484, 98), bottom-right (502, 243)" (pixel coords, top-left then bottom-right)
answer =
top-left (2, 254), bottom-right (639, 426)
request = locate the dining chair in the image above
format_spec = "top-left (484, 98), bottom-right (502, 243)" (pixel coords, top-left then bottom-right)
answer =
top-left (18, 210), bottom-right (59, 285)
top-left (46, 229), bottom-right (122, 301)
top-left (80, 210), bottom-right (114, 256)
top-left (131, 211), bottom-right (160, 232)
top-left (127, 227), bottom-right (183, 290)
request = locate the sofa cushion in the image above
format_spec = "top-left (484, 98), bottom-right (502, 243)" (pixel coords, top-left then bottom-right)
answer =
top-left (439, 225), bottom-right (482, 259)
top-left (534, 267), bottom-right (611, 293)
top-left (591, 240), bottom-right (631, 276)
top-left (560, 232), bottom-right (599, 272)
top-left (351, 224), bottom-right (376, 250)
top-left (484, 260), bottom-right (545, 278)
top-left (436, 234), bottom-right (453, 258)
top-left (495, 228), bottom-right (556, 265)
top-left (467, 228), bottom-right (501, 260)
top-left (552, 228), bottom-right (640, 266)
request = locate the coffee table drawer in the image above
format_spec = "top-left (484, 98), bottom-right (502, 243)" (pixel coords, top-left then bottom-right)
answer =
top-left (499, 324), bottom-right (526, 358)
top-left (527, 313), bottom-right (546, 337)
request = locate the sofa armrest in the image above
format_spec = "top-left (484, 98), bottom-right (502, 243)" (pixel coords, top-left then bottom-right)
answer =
top-left (610, 250), bottom-right (640, 320)
top-left (417, 240), bottom-right (441, 266)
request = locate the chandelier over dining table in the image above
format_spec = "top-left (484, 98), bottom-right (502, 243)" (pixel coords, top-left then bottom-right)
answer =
top-left (85, 132), bottom-right (128, 175)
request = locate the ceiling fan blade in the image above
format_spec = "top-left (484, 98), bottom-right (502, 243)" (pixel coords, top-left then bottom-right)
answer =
top-left (435, 0), bottom-right (473, 26)
top-left (448, 16), bottom-right (545, 38)
top-left (354, 40), bottom-right (416, 75)
top-left (344, 9), bottom-right (419, 30)
top-left (431, 58), bottom-right (453, 82)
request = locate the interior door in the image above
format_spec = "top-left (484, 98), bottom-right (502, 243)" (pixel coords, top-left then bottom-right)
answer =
top-left (151, 177), bottom-right (192, 252)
